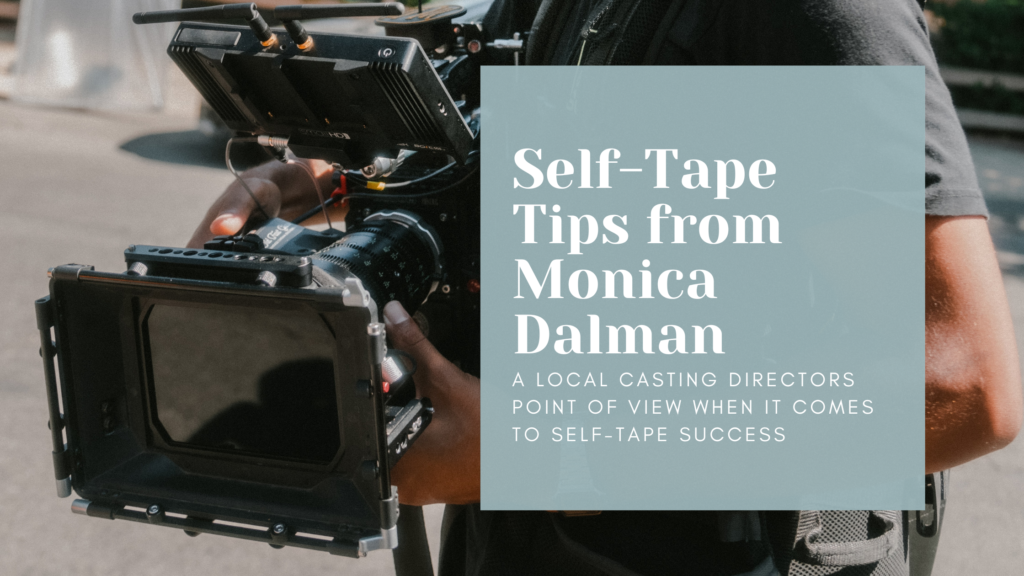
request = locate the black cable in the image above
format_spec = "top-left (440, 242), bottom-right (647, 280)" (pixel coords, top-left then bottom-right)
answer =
top-left (225, 137), bottom-right (271, 221)
top-left (350, 149), bottom-right (480, 186)
top-left (291, 165), bottom-right (480, 224)
top-left (345, 165), bottom-right (478, 200)
top-left (293, 202), bottom-right (335, 225)
top-left (373, 160), bottom-right (457, 188)
top-left (285, 157), bottom-right (333, 230)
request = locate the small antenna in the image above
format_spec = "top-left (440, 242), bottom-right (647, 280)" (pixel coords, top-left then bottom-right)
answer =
top-left (273, 3), bottom-right (405, 20)
top-left (133, 3), bottom-right (277, 46)
top-left (273, 3), bottom-right (404, 52)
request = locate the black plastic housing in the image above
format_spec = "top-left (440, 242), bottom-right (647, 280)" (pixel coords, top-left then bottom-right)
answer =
top-left (38, 266), bottom-right (432, 556)
top-left (167, 22), bottom-right (474, 166)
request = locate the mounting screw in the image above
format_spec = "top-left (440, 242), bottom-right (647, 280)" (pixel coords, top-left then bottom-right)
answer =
top-left (255, 271), bottom-right (278, 287)
top-left (361, 460), bottom-right (379, 480)
top-left (146, 504), bottom-right (165, 524)
top-left (439, 213), bottom-right (448, 222)
top-left (127, 262), bottom-right (148, 277)
top-left (272, 523), bottom-right (287, 535)
top-left (441, 284), bottom-right (451, 294)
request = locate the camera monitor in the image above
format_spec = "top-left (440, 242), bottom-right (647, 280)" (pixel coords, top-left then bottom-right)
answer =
top-left (161, 16), bottom-right (475, 167)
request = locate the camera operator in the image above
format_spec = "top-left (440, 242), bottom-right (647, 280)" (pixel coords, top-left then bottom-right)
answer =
top-left (187, 1), bottom-right (1022, 574)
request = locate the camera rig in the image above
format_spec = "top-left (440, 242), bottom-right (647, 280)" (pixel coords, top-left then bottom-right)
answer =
top-left (36, 2), bottom-right (521, 565)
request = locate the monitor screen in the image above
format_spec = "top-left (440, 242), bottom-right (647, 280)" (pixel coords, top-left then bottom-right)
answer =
top-left (144, 302), bottom-right (341, 463)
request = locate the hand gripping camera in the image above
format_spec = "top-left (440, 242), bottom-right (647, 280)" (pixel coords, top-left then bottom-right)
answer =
top-left (34, 2), bottom-right (512, 562)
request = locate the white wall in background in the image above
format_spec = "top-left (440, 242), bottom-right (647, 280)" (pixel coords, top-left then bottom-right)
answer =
top-left (12, 0), bottom-right (180, 112)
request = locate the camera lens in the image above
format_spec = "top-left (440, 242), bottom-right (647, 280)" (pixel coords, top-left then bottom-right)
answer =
top-left (313, 210), bottom-right (442, 312)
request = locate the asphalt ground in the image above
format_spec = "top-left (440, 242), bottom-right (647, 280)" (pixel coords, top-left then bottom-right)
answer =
top-left (0, 101), bottom-right (1021, 575)
top-left (0, 100), bottom-right (438, 575)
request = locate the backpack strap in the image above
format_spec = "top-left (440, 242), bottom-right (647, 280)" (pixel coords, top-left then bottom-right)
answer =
top-left (764, 510), bottom-right (909, 576)
top-left (526, 0), bottom-right (681, 65)
top-left (796, 511), bottom-right (901, 566)
top-left (641, 0), bottom-right (688, 64)
top-left (524, 0), bottom-right (577, 65)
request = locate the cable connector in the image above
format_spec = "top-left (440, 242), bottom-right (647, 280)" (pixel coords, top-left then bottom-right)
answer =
top-left (256, 135), bottom-right (289, 148)
top-left (257, 135), bottom-right (290, 162)
top-left (331, 173), bottom-right (349, 200)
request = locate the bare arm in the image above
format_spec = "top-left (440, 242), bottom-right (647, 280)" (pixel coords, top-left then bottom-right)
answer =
top-left (925, 215), bottom-right (1023, 472)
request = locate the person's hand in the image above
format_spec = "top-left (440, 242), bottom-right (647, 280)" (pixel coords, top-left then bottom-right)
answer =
top-left (384, 301), bottom-right (481, 505)
top-left (187, 159), bottom-right (333, 249)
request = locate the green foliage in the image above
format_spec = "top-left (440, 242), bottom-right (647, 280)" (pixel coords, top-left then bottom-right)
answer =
top-left (948, 83), bottom-right (1024, 115)
top-left (930, 0), bottom-right (1024, 73)
top-left (929, 0), bottom-right (1024, 114)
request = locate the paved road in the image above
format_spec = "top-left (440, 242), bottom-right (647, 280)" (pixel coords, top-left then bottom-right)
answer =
top-left (0, 101), bottom-right (1021, 575)
top-left (0, 101), bottom-right (442, 576)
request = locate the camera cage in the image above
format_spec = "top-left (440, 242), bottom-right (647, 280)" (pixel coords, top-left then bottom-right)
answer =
top-left (37, 262), bottom-right (431, 557)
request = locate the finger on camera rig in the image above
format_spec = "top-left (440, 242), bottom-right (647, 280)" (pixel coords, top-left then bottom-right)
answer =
top-left (186, 176), bottom-right (279, 249)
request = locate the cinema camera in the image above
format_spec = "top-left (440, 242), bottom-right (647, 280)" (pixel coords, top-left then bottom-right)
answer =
top-left (34, 2), bottom-right (516, 561)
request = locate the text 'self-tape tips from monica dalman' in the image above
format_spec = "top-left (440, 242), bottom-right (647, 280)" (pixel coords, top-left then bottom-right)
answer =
top-left (480, 67), bottom-right (925, 511)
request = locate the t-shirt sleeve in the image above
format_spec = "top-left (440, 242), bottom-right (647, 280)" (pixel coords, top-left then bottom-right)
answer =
top-left (664, 0), bottom-right (988, 217)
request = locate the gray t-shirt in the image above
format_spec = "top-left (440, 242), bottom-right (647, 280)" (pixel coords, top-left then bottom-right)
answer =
top-left (441, 1), bottom-right (987, 575)
top-left (649, 0), bottom-right (986, 218)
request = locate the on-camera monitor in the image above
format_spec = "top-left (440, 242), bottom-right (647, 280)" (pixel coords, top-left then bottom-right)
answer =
top-left (143, 303), bottom-right (341, 463)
